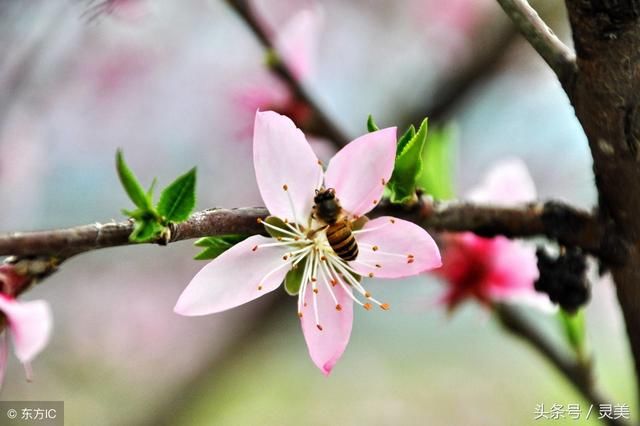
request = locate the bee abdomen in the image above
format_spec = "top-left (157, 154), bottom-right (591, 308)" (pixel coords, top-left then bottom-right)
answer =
top-left (327, 222), bottom-right (358, 261)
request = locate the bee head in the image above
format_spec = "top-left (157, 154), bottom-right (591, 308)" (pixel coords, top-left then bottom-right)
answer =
top-left (314, 188), bottom-right (336, 205)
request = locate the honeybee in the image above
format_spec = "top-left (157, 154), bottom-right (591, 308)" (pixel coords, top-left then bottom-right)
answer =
top-left (313, 188), bottom-right (359, 261)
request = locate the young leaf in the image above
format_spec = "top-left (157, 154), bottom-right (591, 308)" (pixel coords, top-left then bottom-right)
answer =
top-left (193, 235), bottom-right (248, 260)
top-left (367, 115), bottom-right (380, 132)
top-left (386, 118), bottom-right (429, 204)
top-left (558, 308), bottom-right (588, 361)
top-left (129, 220), bottom-right (165, 243)
top-left (417, 124), bottom-right (457, 200)
top-left (284, 257), bottom-right (307, 295)
top-left (116, 149), bottom-right (153, 211)
top-left (157, 168), bottom-right (197, 223)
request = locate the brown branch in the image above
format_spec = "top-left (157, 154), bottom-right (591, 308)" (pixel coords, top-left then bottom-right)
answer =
top-left (495, 0), bottom-right (577, 85)
top-left (0, 199), bottom-right (610, 259)
top-left (496, 304), bottom-right (628, 426)
top-left (224, 0), bottom-right (349, 146)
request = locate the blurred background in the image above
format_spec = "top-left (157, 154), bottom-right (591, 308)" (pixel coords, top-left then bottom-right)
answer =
top-left (0, 0), bottom-right (634, 424)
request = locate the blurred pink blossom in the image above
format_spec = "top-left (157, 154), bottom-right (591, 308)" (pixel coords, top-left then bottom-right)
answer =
top-left (0, 267), bottom-right (52, 388)
top-left (232, 4), bottom-right (322, 137)
top-left (175, 111), bottom-right (441, 375)
top-left (435, 158), bottom-right (553, 312)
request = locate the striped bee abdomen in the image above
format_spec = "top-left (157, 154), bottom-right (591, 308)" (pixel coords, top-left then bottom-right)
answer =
top-left (326, 221), bottom-right (358, 261)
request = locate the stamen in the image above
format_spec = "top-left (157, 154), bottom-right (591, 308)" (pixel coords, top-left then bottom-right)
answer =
top-left (318, 257), bottom-right (340, 309)
top-left (380, 303), bottom-right (390, 311)
top-left (283, 183), bottom-right (303, 232)
top-left (363, 303), bottom-right (372, 311)
top-left (297, 249), bottom-right (315, 316)
top-left (252, 245), bottom-right (258, 252)
top-left (327, 256), bottom-right (388, 310)
top-left (325, 258), bottom-right (365, 307)
top-left (256, 259), bottom-right (293, 292)
top-left (261, 219), bottom-right (302, 239)
top-left (352, 222), bottom-right (391, 235)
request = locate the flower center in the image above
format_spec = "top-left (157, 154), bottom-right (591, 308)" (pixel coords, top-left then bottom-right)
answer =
top-left (252, 184), bottom-right (392, 331)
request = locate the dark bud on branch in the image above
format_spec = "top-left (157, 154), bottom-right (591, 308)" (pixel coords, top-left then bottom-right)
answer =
top-left (535, 247), bottom-right (590, 313)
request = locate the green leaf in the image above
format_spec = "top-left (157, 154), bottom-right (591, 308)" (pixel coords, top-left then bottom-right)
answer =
top-left (386, 118), bottom-right (429, 204)
top-left (116, 149), bottom-right (153, 211)
top-left (157, 168), bottom-right (197, 223)
top-left (284, 257), bottom-right (307, 295)
top-left (129, 220), bottom-right (165, 243)
top-left (193, 235), bottom-right (248, 260)
top-left (147, 178), bottom-right (158, 199)
top-left (416, 124), bottom-right (457, 200)
top-left (558, 309), bottom-right (588, 361)
top-left (367, 115), bottom-right (380, 132)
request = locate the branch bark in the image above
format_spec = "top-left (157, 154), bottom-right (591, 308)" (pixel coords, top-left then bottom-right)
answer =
top-left (495, 0), bottom-right (577, 86)
top-left (0, 199), bottom-right (610, 259)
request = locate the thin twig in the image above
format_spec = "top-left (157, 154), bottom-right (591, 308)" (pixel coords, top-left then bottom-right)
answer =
top-left (0, 199), bottom-right (610, 259)
top-left (495, 0), bottom-right (577, 85)
top-left (224, 0), bottom-right (349, 145)
top-left (496, 304), bottom-right (628, 426)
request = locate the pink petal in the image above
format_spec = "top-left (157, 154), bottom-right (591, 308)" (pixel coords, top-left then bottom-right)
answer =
top-left (0, 333), bottom-right (8, 390)
top-left (300, 283), bottom-right (353, 376)
top-left (466, 157), bottom-right (536, 204)
top-left (174, 235), bottom-right (290, 316)
top-left (324, 128), bottom-right (397, 217)
top-left (254, 111), bottom-right (322, 222)
top-left (0, 295), bottom-right (52, 363)
top-left (351, 217), bottom-right (441, 278)
top-left (275, 8), bottom-right (322, 80)
top-left (486, 238), bottom-right (555, 311)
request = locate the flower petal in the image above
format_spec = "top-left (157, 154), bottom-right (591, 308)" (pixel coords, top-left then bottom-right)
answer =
top-left (254, 111), bottom-right (322, 222)
top-left (174, 235), bottom-right (291, 316)
top-left (324, 127), bottom-right (397, 217)
top-left (466, 157), bottom-right (536, 204)
top-left (351, 217), bottom-right (441, 278)
top-left (0, 295), bottom-right (52, 363)
top-left (300, 284), bottom-right (353, 376)
top-left (275, 8), bottom-right (322, 80)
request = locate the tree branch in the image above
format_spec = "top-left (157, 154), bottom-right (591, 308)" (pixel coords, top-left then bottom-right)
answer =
top-left (496, 304), bottom-right (628, 426)
top-left (0, 199), bottom-right (611, 260)
top-left (495, 0), bottom-right (577, 85)
top-left (224, 0), bottom-right (350, 145)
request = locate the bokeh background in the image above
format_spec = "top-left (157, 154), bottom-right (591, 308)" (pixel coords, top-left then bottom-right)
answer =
top-left (0, 0), bottom-right (635, 425)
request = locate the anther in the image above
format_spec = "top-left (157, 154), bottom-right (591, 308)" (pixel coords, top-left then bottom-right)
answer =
top-left (257, 218), bottom-right (263, 224)
top-left (252, 245), bottom-right (258, 252)
top-left (316, 324), bottom-right (323, 331)
top-left (368, 272), bottom-right (374, 278)
top-left (335, 304), bottom-right (342, 311)
top-left (381, 178), bottom-right (386, 185)
top-left (375, 264), bottom-right (382, 268)
top-left (363, 303), bottom-right (372, 311)
top-left (276, 237), bottom-right (283, 241)
top-left (257, 285), bottom-right (263, 290)
top-left (372, 199), bottom-right (378, 205)
top-left (283, 255), bottom-right (289, 260)
top-left (321, 256), bottom-right (327, 261)
top-left (372, 246), bottom-right (379, 251)
top-left (311, 277), bottom-right (317, 282)
top-left (380, 303), bottom-right (390, 311)
top-left (390, 218), bottom-right (396, 224)
top-left (365, 291), bottom-right (371, 298)
top-left (283, 184), bottom-right (288, 191)
top-left (313, 288), bottom-right (319, 294)
top-left (317, 160), bottom-right (323, 166)
top-left (407, 258), bottom-right (414, 264)
top-left (330, 279), bottom-right (337, 286)
top-left (298, 312), bottom-right (303, 318)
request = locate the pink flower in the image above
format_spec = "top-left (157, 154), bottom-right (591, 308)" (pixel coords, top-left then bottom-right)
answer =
top-left (175, 111), bottom-right (441, 375)
top-left (435, 158), bottom-right (552, 312)
top-left (0, 294), bottom-right (52, 388)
